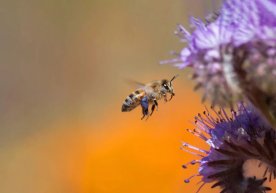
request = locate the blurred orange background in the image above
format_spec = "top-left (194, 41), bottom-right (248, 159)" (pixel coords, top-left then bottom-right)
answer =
top-left (2, 1), bottom-right (274, 193)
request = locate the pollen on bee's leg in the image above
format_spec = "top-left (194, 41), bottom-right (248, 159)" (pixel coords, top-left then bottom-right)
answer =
top-left (140, 96), bottom-right (149, 120)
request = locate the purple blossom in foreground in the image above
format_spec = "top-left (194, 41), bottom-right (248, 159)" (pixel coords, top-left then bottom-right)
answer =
top-left (164, 0), bottom-right (276, 126)
top-left (182, 104), bottom-right (275, 193)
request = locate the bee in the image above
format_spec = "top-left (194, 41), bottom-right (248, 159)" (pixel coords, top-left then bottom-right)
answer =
top-left (121, 75), bottom-right (178, 120)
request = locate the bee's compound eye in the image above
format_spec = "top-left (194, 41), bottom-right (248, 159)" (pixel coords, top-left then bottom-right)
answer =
top-left (163, 84), bottom-right (169, 90)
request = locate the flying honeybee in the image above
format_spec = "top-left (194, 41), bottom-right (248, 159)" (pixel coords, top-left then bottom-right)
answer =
top-left (121, 75), bottom-right (178, 119)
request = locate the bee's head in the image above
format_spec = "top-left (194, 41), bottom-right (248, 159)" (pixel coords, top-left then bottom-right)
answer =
top-left (161, 75), bottom-right (178, 95)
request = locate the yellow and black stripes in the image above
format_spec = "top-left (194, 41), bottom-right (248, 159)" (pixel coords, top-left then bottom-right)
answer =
top-left (121, 89), bottom-right (144, 112)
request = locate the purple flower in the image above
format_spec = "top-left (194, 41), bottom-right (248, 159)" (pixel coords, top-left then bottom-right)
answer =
top-left (182, 104), bottom-right (275, 192)
top-left (164, 0), bottom-right (276, 126)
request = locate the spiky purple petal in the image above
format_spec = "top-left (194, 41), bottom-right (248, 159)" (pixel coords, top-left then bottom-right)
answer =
top-left (182, 105), bottom-right (275, 192)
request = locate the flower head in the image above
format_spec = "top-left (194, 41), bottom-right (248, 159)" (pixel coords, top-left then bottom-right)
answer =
top-left (182, 104), bottom-right (275, 192)
top-left (164, 0), bottom-right (276, 126)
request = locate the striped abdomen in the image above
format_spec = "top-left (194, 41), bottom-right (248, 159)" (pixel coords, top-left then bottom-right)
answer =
top-left (122, 89), bottom-right (145, 112)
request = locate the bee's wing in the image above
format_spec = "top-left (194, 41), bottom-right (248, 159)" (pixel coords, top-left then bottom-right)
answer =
top-left (125, 79), bottom-right (145, 88)
top-left (143, 84), bottom-right (154, 94)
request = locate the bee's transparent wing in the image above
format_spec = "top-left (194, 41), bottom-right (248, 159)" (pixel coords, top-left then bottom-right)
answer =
top-left (125, 79), bottom-right (145, 88)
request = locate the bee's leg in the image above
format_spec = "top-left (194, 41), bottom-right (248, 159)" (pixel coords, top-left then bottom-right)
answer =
top-left (141, 107), bottom-right (149, 120)
top-left (150, 104), bottom-right (156, 116)
top-left (154, 99), bottom-right (158, 111)
top-left (169, 93), bottom-right (175, 101)
top-left (163, 94), bottom-right (168, 102)
top-left (145, 113), bottom-right (151, 120)
top-left (141, 114), bottom-right (145, 120)
top-left (141, 96), bottom-right (149, 120)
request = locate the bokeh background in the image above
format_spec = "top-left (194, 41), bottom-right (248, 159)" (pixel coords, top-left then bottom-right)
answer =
top-left (1, 0), bottom-right (274, 193)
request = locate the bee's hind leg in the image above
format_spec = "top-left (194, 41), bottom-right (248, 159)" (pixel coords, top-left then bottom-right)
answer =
top-left (141, 96), bottom-right (149, 120)
top-left (141, 108), bottom-right (149, 120)
top-left (154, 99), bottom-right (158, 111)
top-left (150, 104), bottom-right (156, 116)
top-left (148, 100), bottom-right (158, 119)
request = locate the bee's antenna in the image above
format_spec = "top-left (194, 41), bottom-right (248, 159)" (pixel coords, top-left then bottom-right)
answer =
top-left (170, 74), bottom-right (179, 85)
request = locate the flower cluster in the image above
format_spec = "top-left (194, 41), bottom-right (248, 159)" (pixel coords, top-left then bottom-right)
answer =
top-left (163, 0), bottom-right (276, 192)
top-left (182, 104), bottom-right (275, 192)
top-left (165, 0), bottom-right (276, 126)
